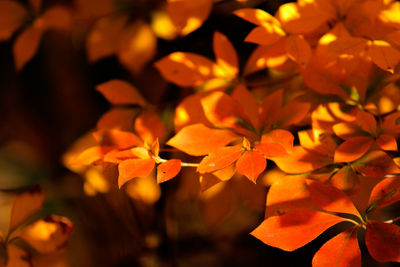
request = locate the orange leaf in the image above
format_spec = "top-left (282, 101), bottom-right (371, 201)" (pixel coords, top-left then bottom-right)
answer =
top-left (13, 26), bottom-right (42, 71)
top-left (285, 34), bottom-right (311, 66)
top-left (368, 40), bottom-right (400, 73)
top-left (93, 129), bottom-right (142, 149)
top-left (38, 6), bottom-right (71, 31)
top-left (96, 108), bottom-right (137, 131)
top-left (118, 158), bottom-right (155, 188)
top-left (9, 187), bottom-right (45, 232)
top-left (86, 16), bottom-right (127, 62)
top-left (259, 90), bottom-right (283, 129)
top-left (256, 129), bottom-right (294, 157)
top-left (306, 180), bottom-right (361, 218)
top-left (365, 221), bottom-right (400, 263)
top-left (232, 85), bottom-right (260, 129)
top-left (356, 110), bottom-right (377, 135)
top-left (213, 31), bottom-right (238, 76)
top-left (312, 226), bottom-right (360, 267)
top-left (96, 80), bottom-right (148, 106)
top-left (330, 166), bottom-right (360, 194)
top-left (20, 215), bottom-right (73, 254)
top-left (368, 177), bottom-right (400, 209)
top-left (376, 134), bottom-right (397, 151)
top-left (116, 21), bottom-right (157, 74)
top-left (353, 150), bottom-right (399, 178)
top-left (276, 100), bottom-right (310, 127)
top-left (154, 52), bottom-right (217, 87)
top-left (236, 151), bottom-right (266, 183)
top-left (71, 146), bottom-right (104, 165)
top-left (167, 124), bottom-right (237, 156)
top-left (166, 0), bottom-right (212, 36)
top-left (0, 0), bottom-right (27, 40)
top-left (334, 136), bottom-right (373, 163)
top-left (157, 159), bottom-right (181, 183)
top-left (134, 110), bottom-right (165, 143)
top-left (234, 8), bottom-right (281, 27)
top-left (251, 208), bottom-right (346, 251)
top-left (197, 146), bottom-right (243, 173)
top-left (201, 90), bottom-right (245, 128)
top-left (332, 122), bottom-right (360, 140)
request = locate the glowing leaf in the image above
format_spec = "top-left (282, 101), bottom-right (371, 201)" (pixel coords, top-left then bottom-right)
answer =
top-left (116, 21), bottom-right (157, 74)
top-left (353, 150), bottom-right (399, 178)
top-left (234, 8), bottom-right (281, 27)
top-left (368, 40), bottom-right (400, 73)
top-left (232, 85), bottom-right (259, 128)
top-left (157, 159), bottom-right (181, 183)
top-left (0, 0), bottom-right (27, 40)
top-left (118, 158), bottom-right (155, 188)
top-left (356, 110), bottom-right (376, 135)
top-left (96, 108), bottom-right (137, 131)
top-left (312, 227), bottom-right (360, 267)
top-left (251, 208), bottom-right (346, 251)
top-left (334, 136), bottom-right (373, 163)
top-left (38, 6), bottom-right (71, 31)
top-left (155, 52), bottom-right (217, 87)
top-left (167, 124), bottom-right (237, 156)
top-left (20, 215), bottom-right (73, 253)
top-left (368, 177), bottom-right (400, 209)
top-left (213, 31), bottom-right (238, 76)
top-left (96, 80), bottom-right (148, 106)
top-left (365, 221), bottom-right (400, 263)
top-left (13, 26), bottom-right (42, 71)
top-left (256, 129), bottom-right (294, 157)
top-left (236, 150), bottom-right (266, 183)
top-left (72, 146), bottom-right (104, 165)
top-left (197, 146), bottom-right (243, 173)
top-left (93, 129), bottom-right (142, 149)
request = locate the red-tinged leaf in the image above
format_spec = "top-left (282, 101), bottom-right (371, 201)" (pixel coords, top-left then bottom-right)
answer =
top-left (234, 8), bottom-right (281, 27)
top-left (93, 129), bottom-right (142, 149)
top-left (298, 129), bottom-right (336, 157)
top-left (71, 146), bottom-right (104, 165)
top-left (306, 180), bottom-right (361, 218)
top-left (272, 146), bottom-right (331, 173)
top-left (266, 176), bottom-right (313, 217)
top-left (353, 150), bottom-right (400, 178)
top-left (116, 21), bottom-right (157, 74)
top-left (96, 80), bottom-right (148, 106)
top-left (13, 26), bottom-right (42, 71)
top-left (368, 177), bottom-right (400, 208)
top-left (236, 151), bottom-right (266, 183)
top-left (9, 187), bottom-right (45, 232)
top-left (376, 134), bottom-right (397, 151)
top-left (96, 108), bottom-right (137, 131)
top-left (329, 166), bottom-right (360, 194)
top-left (118, 158), bottom-right (155, 188)
top-left (134, 110), bottom-right (165, 143)
top-left (277, 101), bottom-right (310, 127)
top-left (157, 159), bottom-right (181, 183)
top-left (245, 26), bottom-right (285, 46)
top-left (332, 122), bottom-right (360, 140)
top-left (365, 221), bottom-right (400, 263)
top-left (28, 0), bottom-right (42, 13)
top-left (356, 110), bottom-right (377, 135)
top-left (232, 85), bottom-right (260, 129)
top-left (368, 40), bottom-right (400, 73)
top-left (312, 226), bottom-right (360, 267)
top-left (86, 16), bottom-right (127, 62)
top-left (201, 91), bottom-right (245, 128)
top-left (103, 149), bottom-right (136, 163)
top-left (0, 0), bottom-right (27, 40)
top-left (251, 208), bottom-right (346, 251)
top-left (285, 34), bottom-right (311, 66)
top-left (213, 31), bottom-right (238, 76)
top-left (197, 146), bottom-right (243, 173)
top-left (38, 6), bottom-right (71, 31)
top-left (334, 136), bottom-right (373, 163)
top-left (154, 52), bottom-right (217, 87)
top-left (259, 90), bottom-right (283, 130)
top-left (167, 124), bottom-right (237, 156)
top-left (20, 215), bottom-right (73, 254)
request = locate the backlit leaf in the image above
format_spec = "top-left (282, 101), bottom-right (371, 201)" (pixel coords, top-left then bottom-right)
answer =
top-left (236, 150), bottom-right (266, 183)
top-left (118, 158), bottom-right (155, 188)
top-left (334, 136), bottom-right (373, 163)
top-left (368, 177), bottom-right (400, 209)
top-left (0, 0), bottom-right (27, 40)
top-left (365, 221), bottom-right (400, 263)
top-left (157, 159), bottom-right (181, 183)
top-left (13, 26), bottom-right (42, 71)
top-left (197, 145), bottom-right (243, 173)
top-left (213, 31), bottom-right (238, 77)
top-left (96, 80), bottom-right (148, 106)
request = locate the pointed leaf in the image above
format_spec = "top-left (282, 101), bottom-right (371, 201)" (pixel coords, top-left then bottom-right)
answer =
top-left (118, 158), bottom-right (155, 188)
top-left (353, 150), bottom-right (399, 178)
top-left (134, 110), bottom-right (165, 143)
top-left (93, 129), bottom-right (142, 149)
top-left (157, 159), bottom-right (181, 183)
top-left (312, 226), bottom-right (361, 267)
top-left (285, 34), bottom-right (311, 66)
top-left (213, 31), bottom-right (238, 76)
top-left (198, 146), bottom-right (243, 173)
top-left (96, 80), bottom-right (148, 106)
top-left (368, 40), bottom-right (400, 73)
top-left (13, 26), bottom-right (42, 71)
top-left (236, 151), bottom-right (266, 183)
top-left (365, 221), bottom-right (400, 263)
top-left (376, 134), bottom-right (397, 151)
top-left (71, 146), bottom-right (104, 165)
top-left (251, 208), bottom-right (346, 251)
top-left (334, 136), bottom-right (373, 163)
top-left (368, 177), bottom-right (400, 209)
top-left (0, 0), bottom-right (27, 40)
